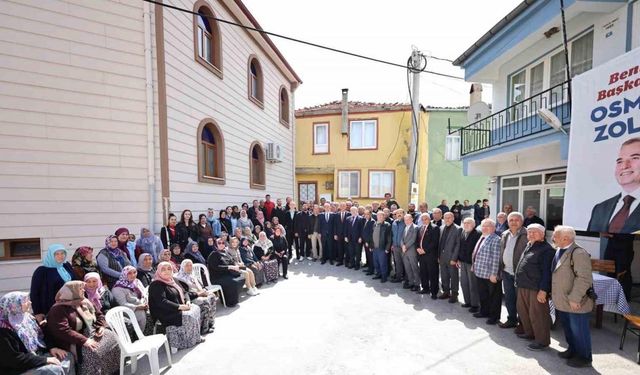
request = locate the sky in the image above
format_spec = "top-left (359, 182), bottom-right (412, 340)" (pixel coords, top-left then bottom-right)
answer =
top-left (242, 0), bottom-right (522, 109)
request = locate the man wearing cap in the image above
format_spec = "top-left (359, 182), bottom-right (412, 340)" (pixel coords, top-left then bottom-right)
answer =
top-left (514, 223), bottom-right (555, 351)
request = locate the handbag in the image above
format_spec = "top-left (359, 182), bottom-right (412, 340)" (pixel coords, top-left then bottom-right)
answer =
top-left (569, 249), bottom-right (598, 301)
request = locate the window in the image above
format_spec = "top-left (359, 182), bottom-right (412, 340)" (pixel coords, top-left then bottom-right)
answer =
top-left (529, 62), bottom-right (544, 110)
top-left (193, 2), bottom-right (222, 77)
top-left (313, 123), bottom-right (329, 154)
top-left (369, 171), bottom-right (394, 198)
top-left (510, 70), bottom-right (526, 105)
top-left (338, 170), bottom-right (360, 198)
top-left (349, 120), bottom-right (377, 149)
top-left (279, 87), bottom-right (290, 125)
top-left (197, 119), bottom-right (225, 184)
top-left (248, 56), bottom-right (263, 106)
top-left (249, 142), bottom-right (266, 189)
top-left (445, 135), bottom-right (461, 161)
top-left (570, 30), bottom-right (593, 77)
top-left (550, 51), bottom-right (566, 100)
top-left (0, 239), bottom-right (41, 261)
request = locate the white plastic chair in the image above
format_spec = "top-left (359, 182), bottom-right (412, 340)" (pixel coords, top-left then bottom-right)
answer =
top-left (106, 306), bottom-right (173, 375)
top-left (193, 263), bottom-right (226, 307)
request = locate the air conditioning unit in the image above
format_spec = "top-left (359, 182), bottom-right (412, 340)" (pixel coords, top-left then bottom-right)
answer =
top-left (266, 142), bottom-right (283, 163)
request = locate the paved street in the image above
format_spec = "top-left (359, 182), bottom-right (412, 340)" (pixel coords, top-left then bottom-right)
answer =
top-left (137, 260), bottom-right (638, 375)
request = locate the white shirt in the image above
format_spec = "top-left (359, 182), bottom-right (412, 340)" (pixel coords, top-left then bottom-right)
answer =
top-left (609, 188), bottom-right (640, 223)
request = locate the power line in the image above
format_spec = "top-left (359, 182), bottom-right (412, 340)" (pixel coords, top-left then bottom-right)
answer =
top-left (143, 0), bottom-right (464, 81)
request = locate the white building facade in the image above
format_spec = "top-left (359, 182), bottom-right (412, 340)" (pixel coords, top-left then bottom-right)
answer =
top-left (0, 0), bottom-right (301, 293)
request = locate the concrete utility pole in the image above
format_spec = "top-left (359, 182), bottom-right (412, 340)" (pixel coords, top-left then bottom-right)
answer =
top-left (408, 49), bottom-right (422, 203)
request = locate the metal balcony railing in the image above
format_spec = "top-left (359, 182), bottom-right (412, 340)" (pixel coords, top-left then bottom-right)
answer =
top-left (450, 80), bottom-right (572, 156)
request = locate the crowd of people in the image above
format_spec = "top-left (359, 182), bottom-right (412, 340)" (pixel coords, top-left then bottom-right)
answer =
top-left (1, 194), bottom-right (597, 374)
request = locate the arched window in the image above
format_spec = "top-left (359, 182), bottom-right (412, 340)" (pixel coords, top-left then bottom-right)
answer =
top-left (279, 86), bottom-right (290, 126)
top-left (193, 1), bottom-right (222, 77)
top-left (197, 119), bottom-right (225, 184)
top-left (247, 55), bottom-right (264, 107)
top-left (249, 142), bottom-right (265, 189)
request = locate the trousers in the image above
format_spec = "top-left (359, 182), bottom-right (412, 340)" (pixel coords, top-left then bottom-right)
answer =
top-left (309, 232), bottom-right (322, 259)
top-left (391, 246), bottom-right (405, 280)
top-left (517, 288), bottom-right (551, 346)
top-left (459, 261), bottom-right (479, 307)
top-left (502, 272), bottom-right (518, 323)
top-left (402, 249), bottom-right (420, 286)
top-left (477, 276), bottom-right (502, 320)
top-left (373, 248), bottom-right (388, 281)
top-left (418, 253), bottom-right (439, 296)
top-left (439, 254), bottom-right (459, 295)
top-left (557, 310), bottom-right (592, 362)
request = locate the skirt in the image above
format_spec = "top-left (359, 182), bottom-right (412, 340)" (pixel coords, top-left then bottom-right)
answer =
top-left (165, 305), bottom-right (202, 350)
top-left (79, 329), bottom-right (120, 375)
top-left (192, 295), bottom-right (217, 333)
top-left (250, 263), bottom-right (266, 285)
top-left (262, 260), bottom-right (279, 282)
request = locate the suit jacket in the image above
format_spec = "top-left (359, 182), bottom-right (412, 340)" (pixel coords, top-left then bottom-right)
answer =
top-left (283, 210), bottom-right (297, 233)
top-left (401, 224), bottom-right (418, 252)
top-left (370, 221), bottom-right (392, 251)
top-left (457, 229), bottom-right (480, 263)
top-left (346, 215), bottom-right (364, 242)
top-left (551, 242), bottom-right (594, 313)
top-left (438, 223), bottom-right (461, 262)
top-left (587, 193), bottom-right (640, 233)
top-left (293, 211), bottom-right (310, 235)
top-left (473, 233), bottom-right (501, 279)
top-left (332, 211), bottom-right (350, 238)
top-left (274, 206), bottom-right (287, 226)
top-left (361, 218), bottom-right (375, 248)
top-left (499, 227), bottom-right (528, 275)
top-left (417, 223), bottom-right (440, 257)
top-left (319, 212), bottom-right (334, 237)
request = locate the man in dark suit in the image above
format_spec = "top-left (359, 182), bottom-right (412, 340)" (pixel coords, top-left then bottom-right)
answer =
top-left (247, 199), bottom-right (260, 221)
top-left (417, 213), bottom-right (440, 298)
top-left (274, 198), bottom-right (287, 228)
top-left (361, 209), bottom-right (376, 275)
top-left (401, 214), bottom-right (421, 291)
top-left (371, 211), bottom-right (393, 283)
top-left (345, 207), bottom-right (364, 269)
top-left (319, 203), bottom-right (334, 265)
top-left (332, 202), bottom-right (350, 266)
top-left (283, 202), bottom-right (297, 259)
top-left (438, 212), bottom-right (462, 302)
top-left (293, 203), bottom-right (310, 260)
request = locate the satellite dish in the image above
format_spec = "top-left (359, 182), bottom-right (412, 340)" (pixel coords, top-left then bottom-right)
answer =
top-left (467, 101), bottom-right (491, 123)
top-left (538, 108), bottom-right (567, 135)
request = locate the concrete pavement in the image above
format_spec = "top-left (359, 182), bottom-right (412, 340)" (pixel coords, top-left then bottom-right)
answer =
top-left (135, 259), bottom-right (638, 375)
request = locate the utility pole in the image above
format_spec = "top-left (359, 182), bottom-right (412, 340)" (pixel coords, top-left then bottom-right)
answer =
top-left (408, 48), bottom-right (422, 204)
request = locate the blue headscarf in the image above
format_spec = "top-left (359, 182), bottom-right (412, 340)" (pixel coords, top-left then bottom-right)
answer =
top-left (43, 244), bottom-right (72, 283)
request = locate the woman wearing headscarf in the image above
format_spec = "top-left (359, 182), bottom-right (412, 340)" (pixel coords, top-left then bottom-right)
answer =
top-left (83, 273), bottom-right (115, 315)
top-left (160, 213), bottom-right (179, 249)
top-left (196, 214), bottom-right (213, 250)
top-left (184, 239), bottom-right (207, 265)
top-left (157, 249), bottom-right (177, 273)
top-left (237, 209), bottom-right (254, 233)
top-left (111, 266), bottom-right (149, 334)
top-left (201, 236), bottom-right (216, 261)
top-left (176, 209), bottom-right (198, 250)
top-left (135, 227), bottom-right (164, 264)
top-left (148, 262), bottom-right (202, 351)
top-left (271, 227), bottom-right (289, 279)
top-left (169, 243), bottom-right (183, 272)
top-left (174, 259), bottom-right (216, 334)
top-left (0, 292), bottom-right (74, 375)
top-left (136, 253), bottom-right (156, 288)
top-left (96, 235), bottom-right (131, 288)
top-left (206, 238), bottom-right (246, 307)
top-left (219, 210), bottom-right (232, 235)
top-left (226, 206), bottom-right (238, 233)
top-left (252, 210), bottom-right (266, 231)
top-left (243, 227), bottom-right (257, 245)
top-left (239, 237), bottom-right (266, 286)
top-left (114, 227), bottom-right (136, 266)
top-left (30, 244), bottom-right (75, 322)
top-left (46, 281), bottom-right (120, 375)
top-left (71, 246), bottom-right (98, 281)
top-left (226, 237), bottom-right (259, 295)
top-left (253, 232), bottom-right (279, 283)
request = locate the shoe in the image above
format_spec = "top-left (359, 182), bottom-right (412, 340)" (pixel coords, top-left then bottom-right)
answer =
top-left (486, 319), bottom-right (498, 325)
top-left (381, 279), bottom-right (387, 283)
top-left (297, 257), bottom-right (302, 261)
top-left (247, 288), bottom-right (257, 296)
top-left (336, 262), bottom-right (343, 267)
top-left (438, 293), bottom-right (450, 300)
top-left (430, 294), bottom-right (438, 300)
top-left (390, 279), bottom-right (402, 283)
top-left (411, 285), bottom-right (420, 292)
top-left (171, 347), bottom-right (178, 354)
top-left (252, 287), bottom-right (260, 295)
top-left (419, 289), bottom-right (430, 294)
top-left (448, 296), bottom-right (458, 303)
top-left (330, 261), bottom-right (334, 265)
top-left (307, 257), bottom-right (313, 260)
top-left (513, 324), bottom-right (524, 335)
top-left (365, 272), bottom-right (374, 276)
top-left (517, 334), bottom-right (534, 340)
top-left (499, 321), bottom-right (518, 329)
top-left (373, 275), bottom-right (382, 280)
top-left (403, 283), bottom-right (411, 289)
top-left (527, 343), bottom-right (548, 351)
top-left (321, 260), bottom-right (326, 265)
top-left (473, 313), bottom-right (488, 318)
top-left (283, 275), bottom-right (288, 279)
top-left (567, 357), bottom-right (592, 368)
top-left (461, 303), bottom-right (471, 308)
top-left (557, 349), bottom-right (574, 359)
top-left (198, 336), bottom-right (206, 343)
top-left (313, 258), bottom-right (318, 262)
top-left (354, 266), bottom-right (360, 270)
top-left (468, 306), bottom-right (479, 313)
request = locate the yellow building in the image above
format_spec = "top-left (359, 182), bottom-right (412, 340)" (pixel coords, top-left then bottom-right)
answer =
top-left (295, 101), bottom-right (428, 208)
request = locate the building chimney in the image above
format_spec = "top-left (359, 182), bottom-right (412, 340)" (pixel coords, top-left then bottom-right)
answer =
top-left (341, 88), bottom-right (349, 134)
top-left (469, 83), bottom-right (483, 106)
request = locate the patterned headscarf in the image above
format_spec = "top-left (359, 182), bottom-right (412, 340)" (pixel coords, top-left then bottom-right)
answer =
top-left (72, 246), bottom-right (97, 273)
top-left (113, 266), bottom-right (143, 299)
top-left (0, 292), bottom-right (46, 353)
top-left (184, 240), bottom-right (206, 264)
top-left (174, 259), bottom-right (202, 293)
top-left (43, 244), bottom-right (72, 283)
top-left (104, 235), bottom-right (126, 267)
top-left (54, 281), bottom-right (97, 336)
top-left (83, 272), bottom-right (104, 311)
top-left (153, 262), bottom-right (184, 303)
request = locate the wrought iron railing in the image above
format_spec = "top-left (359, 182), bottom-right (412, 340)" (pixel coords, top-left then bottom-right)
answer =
top-left (449, 80), bottom-right (571, 156)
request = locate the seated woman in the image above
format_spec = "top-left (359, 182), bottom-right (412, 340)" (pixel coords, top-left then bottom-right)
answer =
top-left (148, 262), bottom-right (203, 351)
top-left (136, 253), bottom-right (156, 288)
top-left (206, 239), bottom-right (246, 307)
top-left (46, 281), bottom-right (120, 375)
top-left (111, 266), bottom-right (152, 335)
top-left (239, 237), bottom-right (266, 286)
top-left (233, 227), bottom-right (243, 241)
top-left (0, 292), bottom-right (74, 375)
top-left (71, 246), bottom-right (98, 280)
top-left (271, 227), bottom-right (289, 279)
top-left (96, 235), bottom-right (131, 288)
top-left (184, 240), bottom-right (207, 265)
top-left (226, 237), bottom-right (259, 295)
top-left (30, 244), bottom-right (75, 322)
top-left (200, 236), bottom-right (216, 261)
top-left (174, 259), bottom-right (216, 334)
top-left (252, 232), bottom-right (279, 284)
top-left (252, 225), bottom-right (262, 243)
top-left (243, 227), bottom-right (257, 245)
top-left (135, 227), bottom-right (164, 264)
top-left (115, 227), bottom-right (137, 266)
top-left (263, 221), bottom-right (274, 239)
top-left (169, 244), bottom-right (183, 272)
top-left (83, 272), bottom-right (116, 315)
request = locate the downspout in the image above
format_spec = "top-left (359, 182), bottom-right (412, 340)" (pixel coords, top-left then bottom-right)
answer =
top-left (291, 84), bottom-right (297, 204)
top-left (143, 1), bottom-right (157, 231)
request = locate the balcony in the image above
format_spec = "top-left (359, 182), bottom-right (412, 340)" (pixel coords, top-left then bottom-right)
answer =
top-left (451, 80), bottom-right (571, 157)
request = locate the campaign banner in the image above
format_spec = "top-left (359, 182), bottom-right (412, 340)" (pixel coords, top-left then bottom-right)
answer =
top-left (564, 47), bottom-right (640, 233)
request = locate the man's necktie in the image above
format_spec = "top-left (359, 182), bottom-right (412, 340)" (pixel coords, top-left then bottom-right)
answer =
top-left (608, 195), bottom-right (635, 233)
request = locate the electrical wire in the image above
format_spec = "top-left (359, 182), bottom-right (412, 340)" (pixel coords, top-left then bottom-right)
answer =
top-left (142, 0), bottom-right (464, 80)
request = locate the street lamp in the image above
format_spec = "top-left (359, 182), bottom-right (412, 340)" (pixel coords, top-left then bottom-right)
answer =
top-left (538, 108), bottom-right (567, 135)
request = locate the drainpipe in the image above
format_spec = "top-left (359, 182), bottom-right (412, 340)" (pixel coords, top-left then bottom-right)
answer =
top-left (143, 1), bottom-right (157, 231)
top-left (341, 89), bottom-right (349, 134)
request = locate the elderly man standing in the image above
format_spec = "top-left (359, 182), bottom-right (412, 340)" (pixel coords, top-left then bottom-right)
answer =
top-left (345, 206), bottom-right (364, 269)
top-left (371, 212), bottom-right (393, 283)
top-left (457, 217), bottom-right (481, 312)
top-left (552, 226), bottom-right (594, 368)
top-left (390, 209), bottom-right (406, 284)
top-left (438, 212), bottom-right (461, 302)
top-left (401, 214), bottom-right (420, 291)
top-left (472, 218), bottom-right (503, 325)
top-left (495, 212), bottom-right (508, 236)
top-left (499, 211), bottom-right (529, 330)
top-left (523, 206), bottom-right (545, 227)
top-left (417, 213), bottom-right (440, 298)
top-left (514, 223), bottom-right (555, 351)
